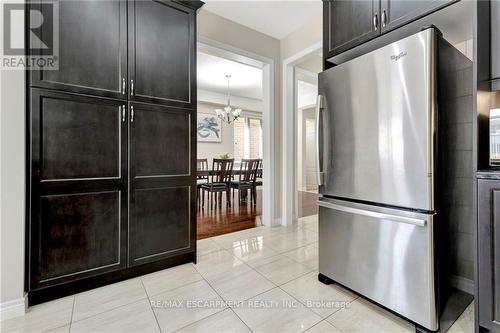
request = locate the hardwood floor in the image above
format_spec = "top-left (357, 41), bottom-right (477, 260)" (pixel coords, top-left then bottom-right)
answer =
top-left (196, 189), bottom-right (318, 240)
top-left (197, 189), bottom-right (262, 240)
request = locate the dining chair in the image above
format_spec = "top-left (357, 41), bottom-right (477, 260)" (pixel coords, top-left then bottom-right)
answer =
top-left (251, 159), bottom-right (263, 206)
top-left (230, 158), bottom-right (260, 206)
top-left (255, 159), bottom-right (263, 187)
top-left (196, 158), bottom-right (209, 206)
top-left (201, 158), bottom-right (234, 209)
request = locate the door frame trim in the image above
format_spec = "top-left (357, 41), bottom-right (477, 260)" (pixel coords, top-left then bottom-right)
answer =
top-left (197, 36), bottom-right (277, 227)
top-left (282, 42), bottom-right (322, 226)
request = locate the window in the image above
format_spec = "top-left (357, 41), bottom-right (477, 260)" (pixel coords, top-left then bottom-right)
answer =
top-left (233, 116), bottom-right (262, 160)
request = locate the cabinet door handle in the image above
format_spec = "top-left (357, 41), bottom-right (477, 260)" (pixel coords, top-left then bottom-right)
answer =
top-left (130, 79), bottom-right (134, 96)
top-left (382, 10), bottom-right (387, 27)
top-left (122, 105), bottom-right (126, 122)
top-left (131, 105), bottom-right (134, 123)
top-left (373, 13), bottom-right (378, 31)
top-left (122, 77), bottom-right (126, 94)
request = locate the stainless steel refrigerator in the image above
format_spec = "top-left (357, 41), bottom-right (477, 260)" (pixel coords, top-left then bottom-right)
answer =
top-left (317, 28), bottom-right (472, 332)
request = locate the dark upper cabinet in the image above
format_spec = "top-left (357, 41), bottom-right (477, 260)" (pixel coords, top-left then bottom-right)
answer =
top-left (478, 179), bottom-right (500, 332)
top-left (30, 0), bottom-right (127, 99)
top-left (492, 0), bottom-right (500, 84)
top-left (324, 0), bottom-right (380, 58)
top-left (379, 0), bottom-right (450, 33)
top-left (323, 0), bottom-right (454, 59)
top-left (128, 0), bottom-right (196, 108)
top-left (129, 102), bottom-right (195, 265)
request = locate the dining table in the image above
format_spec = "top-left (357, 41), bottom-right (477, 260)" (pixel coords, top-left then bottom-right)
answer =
top-left (196, 168), bottom-right (263, 204)
top-left (196, 168), bottom-right (263, 177)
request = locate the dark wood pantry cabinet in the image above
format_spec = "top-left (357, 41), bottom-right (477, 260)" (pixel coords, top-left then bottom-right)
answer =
top-left (323, 0), bottom-right (453, 59)
top-left (477, 177), bottom-right (500, 332)
top-left (26, 0), bottom-right (203, 304)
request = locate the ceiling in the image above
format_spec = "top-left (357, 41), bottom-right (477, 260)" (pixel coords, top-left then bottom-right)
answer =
top-left (202, 0), bottom-right (322, 39)
top-left (197, 51), bottom-right (263, 100)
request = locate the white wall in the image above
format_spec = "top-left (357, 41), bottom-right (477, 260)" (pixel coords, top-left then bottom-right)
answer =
top-left (197, 102), bottom-right (235, 163)
top-left (280, 15), bottom-right (322, 61)
top-left (0, 1), bottom-right (26, 317)
top-left (0, 69), bottom-right (26, 319)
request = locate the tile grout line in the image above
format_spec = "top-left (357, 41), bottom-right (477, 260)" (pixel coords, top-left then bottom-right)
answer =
top-left (68, 295), bottom-right (76, 332)
top-left (190, 257), bottom-right (255, 333)
top-left (140, 278), bottom-right (164, 333)
top-left (275, 284), bottom-right (337, 333)
top-left (71, 297), bottom-right (151, 325)
top-left (145, 274), bottom-right (205, 299)
top-left (190, 222), bottom-right (320, 332)
top-left (193, 247), bottom-right (318, 331)
top-left (218, 246), bottom-right (322, 333)
top-left (215, 234), bottom-right (317, 291)
top-left (212, 232), bottom-right (347, 333)
top-left (69, 295), bottom-right (149, 325)
top-left (276, 269), bottom-right (315, 288)
top-left (228, 307), bottom-right (254, 333)
top-left (170, 308), bottom-right (227, 333)
top-left (303, 318), bottom-right (344, 333)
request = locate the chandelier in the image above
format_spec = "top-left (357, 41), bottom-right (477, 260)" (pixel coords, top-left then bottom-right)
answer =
top-left (215, 74), bottom-right (242, 124)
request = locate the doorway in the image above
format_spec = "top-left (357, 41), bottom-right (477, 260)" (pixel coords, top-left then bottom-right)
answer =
top-left (282, 44), bottom-right (322, 226)
top-left (196, 39), bottom-right (275, 239)
top-left (295, 61), bottom-right (321, 218)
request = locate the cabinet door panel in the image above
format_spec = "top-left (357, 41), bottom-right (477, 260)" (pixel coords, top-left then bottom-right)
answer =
top-left (130, 187), bottom-right (191, 264)
top-left (31, 0), bottom-right (127, 99)
top-left (132, 103), bottom-right (191, 177)
top-left (478, 179), bottom-right (500, 331)
top-left (324, 0), bottom-right (380, 58)
top-left (129, 102), bottom-right (195, 266)
top-left (32, 90), bottom-right (123, 181)
top-left (32, 191), bottom-right (123, 287)
top-left (129, 0), bottom-right (195, 108)
top-left (380, 0), bottom-right (450, 33)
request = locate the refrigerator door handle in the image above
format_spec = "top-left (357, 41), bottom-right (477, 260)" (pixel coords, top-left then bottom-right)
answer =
top-left (318, 201), bottom-right (427, 227)
top-left (316, 94), bottom-right (325, 186)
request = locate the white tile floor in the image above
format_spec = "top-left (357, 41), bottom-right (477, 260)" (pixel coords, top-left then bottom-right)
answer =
top-left (1, 215), bottom-right (474, 333)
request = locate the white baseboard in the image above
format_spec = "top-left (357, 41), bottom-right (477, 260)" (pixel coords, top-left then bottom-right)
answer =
top-left (450, 275), bottom-right (474, 295)
top-left (0, 295), bottom-right (27, 321)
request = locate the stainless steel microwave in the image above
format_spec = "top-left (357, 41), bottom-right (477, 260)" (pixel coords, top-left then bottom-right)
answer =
top-left (490, 108), bottom-right (500, 166)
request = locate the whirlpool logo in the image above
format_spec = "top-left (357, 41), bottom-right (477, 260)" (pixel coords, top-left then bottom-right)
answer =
top-left (390, 51), bottom-right (407, 61)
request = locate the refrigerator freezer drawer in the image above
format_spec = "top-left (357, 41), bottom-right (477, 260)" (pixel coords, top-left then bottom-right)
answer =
top-left (318, 199), bottom-right (437, 330)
